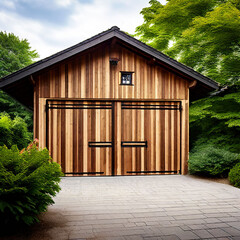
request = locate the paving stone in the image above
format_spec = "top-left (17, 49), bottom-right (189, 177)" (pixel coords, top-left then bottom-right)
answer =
top-left (221, 227), bottom-right (240, 237)
top-left (95, 213), bottom-right (133, 220)
top-left (124, 223), bottom-right (137, 228)
top-left (6, 175), bottom-right (240, 240)
top-left (188, 224), bottom-right (208, 230)
top-left (157, 226), bottom-right (182, 235)
top-left (135, 222), bottom-right (147, 227)
top-left (174, 230), bottom-right (200, 240)
top-left (230, 222), bottom-right (240, 230)
top-left (193, 229), bottom-right (214, 239)
top-left (69, 231), bottom-right (95, 239)
top-left (220, 208), bottom-right (239, 213)
top-left (133, 212), bottom-right (167, 218)
top-left (173, 214), bottom-right (204, 220)
top-left (215, 238), bottom-right (233, 240)
top-left (172, 219), bottom-right (206, 225)
top-left (92, 223), bottom-right (124, 229)
top-left (208, 229), bottom-right (231, 238)
top-left (179, 225), bottom-right (191, 231)
top-left (143, 237), bottom-right (163, 240)
top-left (145, 221), bottom-right (160, 226)
top-left (166, 210), bottom-right (202, 216)
top-left (100, 237), bottom-right (126, 240)
top-left (161, 235), bottom-right (180, 240)
top-left (124, 235), bottom-right (144, 240)
top-left (230, 212), bottom-right (240, 217)
top-left (205, 223), bottom-right (230, 229)
top-left (218, 217), bottom-right (239, 223)
top-left (204, 217), bottom-right (222, 223)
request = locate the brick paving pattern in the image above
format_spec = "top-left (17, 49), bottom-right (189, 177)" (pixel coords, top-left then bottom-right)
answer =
top-left (43, 175), bottom-right (240, 240)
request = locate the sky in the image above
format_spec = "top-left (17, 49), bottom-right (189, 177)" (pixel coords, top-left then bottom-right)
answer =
top-left (0, 0), bottom-right (166, 60)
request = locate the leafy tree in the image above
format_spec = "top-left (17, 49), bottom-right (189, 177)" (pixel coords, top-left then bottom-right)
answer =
top-left (0, 32), bottom-right (39, 77)
top-left (0, 113), bottom-right (32, 150)
top-left (190, 85), bottom-right (240, 153)
top-left (135, 0), bottom-right (240, 85)
top-left (0, 32), bottom-right (39, 142)
top-left (136, 0), bottom-right (240, 177)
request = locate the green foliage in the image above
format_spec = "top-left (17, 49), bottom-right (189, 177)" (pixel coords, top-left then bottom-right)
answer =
top-left (0, 31), bottom-right (39, 78)
top-left (0, 91), bottom-right (33, 131)
top-left (229, 163), bottom-right (240, 188)
top-left (135, 0), bottom-right (240, 85)
top-left (190, 85), bottom-right (240, 153)
top-left (0, 31), bottom-right (39, 140)
top-left (0, 143), bottom-right (63, 231)
top-left (136, 1), bottom-right (240, 177)
top-left (188, 144), bottom-right (240, 177)
top-left (189, 86), bottom-right (240, 177)
top-left (0, 113), bottom-right (32, 149)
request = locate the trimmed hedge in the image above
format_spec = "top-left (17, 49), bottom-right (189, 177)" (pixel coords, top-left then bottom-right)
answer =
top-left (188, 144), bottom-right (240, 177)
top-left (0, 140), bottom-right (63, 232)
top-left (229, 163), bottom-right (240, 188)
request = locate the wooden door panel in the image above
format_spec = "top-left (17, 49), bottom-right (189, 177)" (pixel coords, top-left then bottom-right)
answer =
top-left (47, 100), bottom-right (181, 176)
top-left (120, 102), bottom-right (181, 175)
top-left (47, 101), bottom-right (113, 176)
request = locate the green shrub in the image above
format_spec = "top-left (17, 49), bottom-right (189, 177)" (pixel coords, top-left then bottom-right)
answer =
top-left (0, 113), bottom-right (32, 149)
top-left (188, 144), bottom-right (240, 177)
top-left (0, 141), bottom-right (63, 232)
top-left (229, 163), bottom-right (240, 188)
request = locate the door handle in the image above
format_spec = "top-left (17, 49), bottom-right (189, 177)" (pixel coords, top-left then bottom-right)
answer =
top-left (88, 142), bottom-right (112, 147)
top-left (121, 141), bottom-right (148, 148)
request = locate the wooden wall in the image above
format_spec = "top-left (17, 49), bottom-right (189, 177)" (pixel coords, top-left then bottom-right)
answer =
top-left (35, 43), bottom-right (189, 100)
top-left (34, 41), bottom-right (190, 175)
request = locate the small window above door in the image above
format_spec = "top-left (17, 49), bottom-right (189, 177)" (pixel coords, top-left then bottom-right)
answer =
top-left (120, 72), bottom-right (134, 85)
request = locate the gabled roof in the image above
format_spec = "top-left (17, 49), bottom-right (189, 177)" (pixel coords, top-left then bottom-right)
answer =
top-left (0, 26), bottom-right (218, 90)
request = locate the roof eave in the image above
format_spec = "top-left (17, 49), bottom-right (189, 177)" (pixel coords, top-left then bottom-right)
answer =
top-left (115, 31), bottom-right (219, 90)
top-left (0, 30), bottom-right (117, 88)
top-left (0, 26), bottom-right (219, 90)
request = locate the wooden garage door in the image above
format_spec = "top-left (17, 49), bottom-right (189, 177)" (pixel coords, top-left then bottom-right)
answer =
top-left (120, 102), bottom-right (181, 175)
top-left (47, 100), bottom-right (113, 176)
top-left (47, 100), bottom-right (181, 176)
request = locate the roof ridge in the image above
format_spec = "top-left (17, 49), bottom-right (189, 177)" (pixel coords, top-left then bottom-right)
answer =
top-left (0, 26), bottom-right (219, 90)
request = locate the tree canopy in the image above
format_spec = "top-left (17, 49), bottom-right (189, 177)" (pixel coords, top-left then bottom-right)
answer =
top-left (135, 0), bottom-right (240, 85)
top-left (0, 32), bottom-right (39, 78)
top-left (0, 32), bottom-right (39, 147)
top-left (136, 0), bottom-right (240, 171)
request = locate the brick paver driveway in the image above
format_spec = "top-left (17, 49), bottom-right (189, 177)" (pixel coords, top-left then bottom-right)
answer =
top-left (12, 175), bottom-right (240, 240)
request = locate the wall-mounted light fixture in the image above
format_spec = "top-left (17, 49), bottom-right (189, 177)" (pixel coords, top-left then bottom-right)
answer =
top-left (110, 58), bottom-right (119, 66)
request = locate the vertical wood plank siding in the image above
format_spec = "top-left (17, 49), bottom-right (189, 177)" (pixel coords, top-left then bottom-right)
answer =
top-left (46, 101), bottom-right (113, 176)
top-left (120, 102), bottom-right (181, 175)
top-left (34, 42), bottom-right (190, 175)
top-left (36, 44), bottom-right (189, 100)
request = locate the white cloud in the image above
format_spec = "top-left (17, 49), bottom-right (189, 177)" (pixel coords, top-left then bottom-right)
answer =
top-left (54, 0), bottom-right (75, 7)
top-left (1, 0), bottom-right (16, 9)
top-left (0, 0), bottom-right (167, 59)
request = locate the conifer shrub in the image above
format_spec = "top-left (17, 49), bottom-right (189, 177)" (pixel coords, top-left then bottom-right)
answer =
top-left (229, 163), bottom-right (240, 188)
top-left (188, 144), bottom-right (240, 177)
top-left (0, 140), bottom-right (63, 232)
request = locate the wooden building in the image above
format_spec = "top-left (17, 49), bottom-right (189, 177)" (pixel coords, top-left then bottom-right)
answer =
top-left (0, 27), bottom-right (218, 176)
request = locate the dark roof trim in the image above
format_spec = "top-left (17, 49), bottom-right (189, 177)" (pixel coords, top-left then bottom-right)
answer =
top-left (0, 26), bottom-right (219, 90)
